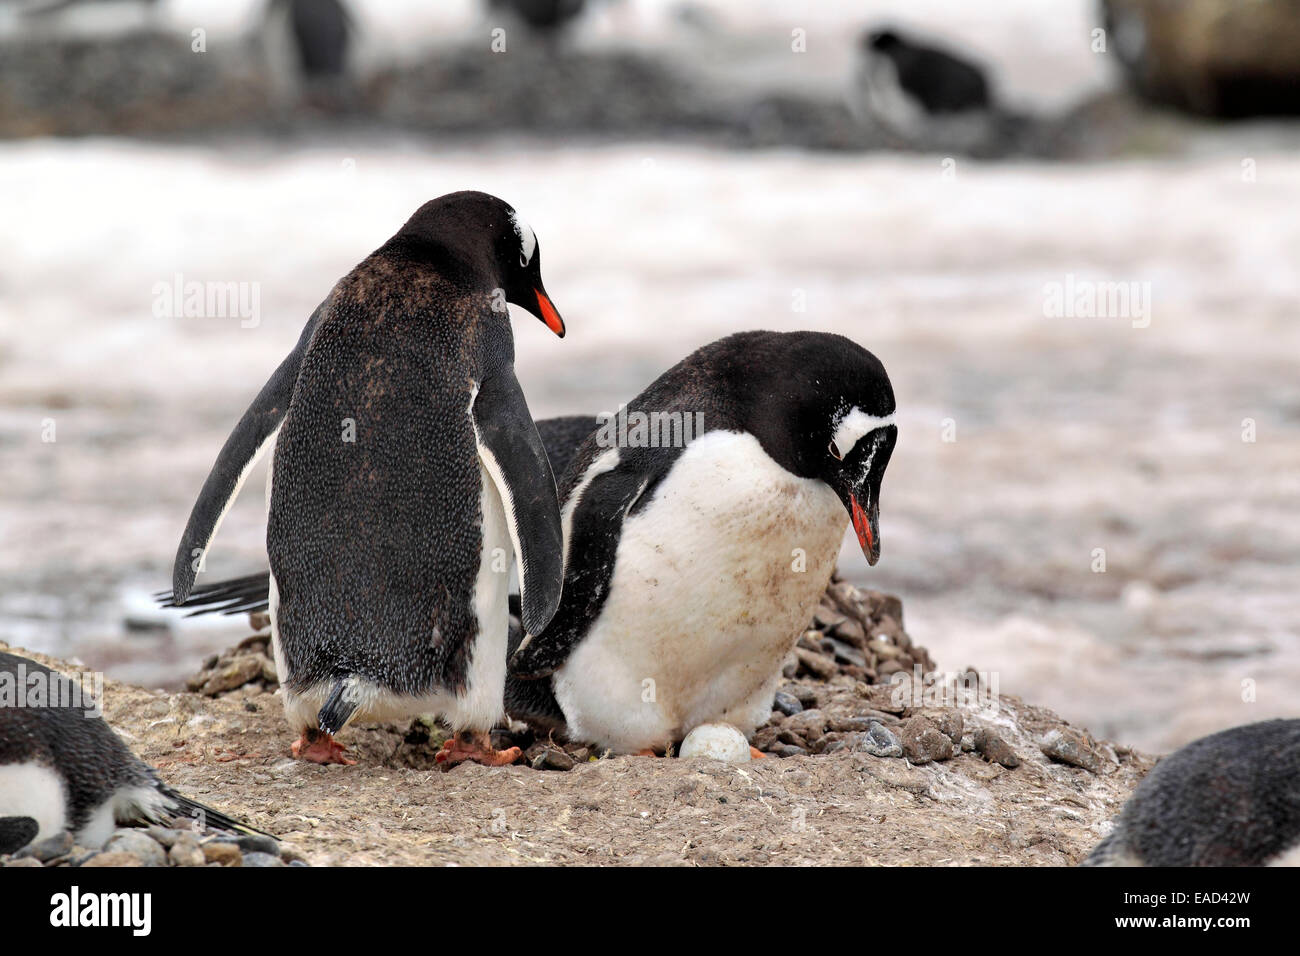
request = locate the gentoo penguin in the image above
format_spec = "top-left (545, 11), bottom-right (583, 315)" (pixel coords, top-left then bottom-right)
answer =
top-left (511, 330), bottom-right (897, 755)
top-left (169, 191), bottom-right (567, 766)
top-left (271, 0), bottom-right (354, 80)
top-left (1084, 719), bottom-right (1300, 867)
top-left (852, 27), bottom-right (992, 144)
top-left (0, 651), bottom-right (266, 854)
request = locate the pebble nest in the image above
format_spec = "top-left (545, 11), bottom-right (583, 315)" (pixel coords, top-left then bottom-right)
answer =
top-left (3, 827), bottom-right (306, 869)
top-left (177, 577), bottom-right (1115, 775)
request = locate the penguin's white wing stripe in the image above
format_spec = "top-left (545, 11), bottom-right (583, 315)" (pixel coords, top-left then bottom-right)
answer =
top-left (559, 446), bottom-right (620, 573)
top-left (196, 426), bottom-right (279, 575)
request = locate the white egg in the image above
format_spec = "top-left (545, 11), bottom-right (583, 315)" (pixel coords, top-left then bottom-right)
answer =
top-left (678, 722), bottom-right (751, 762)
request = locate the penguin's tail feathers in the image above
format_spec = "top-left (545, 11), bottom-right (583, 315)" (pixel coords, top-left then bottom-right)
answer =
top-left (157, 786), bottom-right (277, 841)
top-left (317, 678), bottom-right (360, 737)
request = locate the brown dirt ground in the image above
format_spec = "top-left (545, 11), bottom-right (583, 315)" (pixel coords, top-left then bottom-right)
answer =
top-left (2, 639), bottom-right (1153, 867)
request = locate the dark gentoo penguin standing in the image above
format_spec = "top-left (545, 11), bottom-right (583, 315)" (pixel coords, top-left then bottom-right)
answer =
top-left (0, 651), bottom-right (266, 854)
top-left (278, 0), bottom-right (353, 79)
top-left (1084, 719), bottom-right (1300, 867)
top-left (170, 191), bottom-right (567, 766)
top-left (510, 331), bottom-right (897, 754)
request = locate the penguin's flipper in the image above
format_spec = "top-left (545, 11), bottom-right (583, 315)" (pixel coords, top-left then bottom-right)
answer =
top-left (170, 296), bottom-right (330, 603)
top-left (0, 816), bottom-right (40, 855)
top-left (156, 786), bottom-right (276, 841)
top-left (471, 369), bottom-right (564, 636)
top-left (509, 459), bottom-right (660, 678)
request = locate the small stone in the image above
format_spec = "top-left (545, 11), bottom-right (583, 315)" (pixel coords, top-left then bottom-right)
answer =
top-left (772, 690), bottom-right (803, 716)
top-left (530, 747), bottom-right (576, 771)
top-left (771, 744), bottom-right (808, 758)
top-left (5, 856), bottom-right (45, 868)
top-left (936, 710), bottom-right (964, 744)
top-left (830, 721), bottom-right (904, 758)
top-left (168, 837), bottom-right (206, 867)
top-left (288, 859), bottom-right (309, 866)
top-left (783, 708), bottom-right (827, 742)
top-left (80, 851), bottom-right (141, 868)
top-left (18, 831), bottom-right (73, 862)
top-left (794, 647), bottom-right (837, 681)
top-left (202, 842), bottom-right (243, 866)
top-left (145, 826), bottom-right (186, 848)
top-left (899, 716), bottom-right (954, 764)
top-left (826, 636), bottom-right (867, 668)
top-left (259, 656), bottom-right (279, 684)
top-left (751, 726), bottom-right (781, 752)
top-left (248, 612), bottom-right (271, 632)
top-left (104, 829), bottom-right (167, 867)
top-left (790, 686), bottom-right (819, 709)
top-left (974, 728), bottom-right (1021, 768)
top-left (829, 716), bottom-right (876, 733)
top-left (199, 657), bottom-right (262, 696)
top-left (1041, 728), bottom-right (1101, 773)
top-left (241, 851), bottom-right (285, 867)
top-left (236, 834), bottom-right (279, 855)
top-left (279, 846), bottom-right (309, 864)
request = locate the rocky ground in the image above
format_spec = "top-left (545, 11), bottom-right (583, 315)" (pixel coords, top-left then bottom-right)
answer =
top-left (1, 582), bottom-right (1153, 867)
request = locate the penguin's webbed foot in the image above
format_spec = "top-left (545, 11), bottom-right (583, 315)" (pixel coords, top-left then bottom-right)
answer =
top-left (291, 728), bottom-right (356, 765)
top-left (435, 730), bottom-right (522, 769)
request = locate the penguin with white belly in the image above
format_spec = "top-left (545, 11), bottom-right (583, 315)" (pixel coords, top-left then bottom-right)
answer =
top-left (170, 191), bottom-right (567, 766)
top-left (0, 651), bottom-right (267, 854)
top-left (510, 330), bottom-right (897, 755)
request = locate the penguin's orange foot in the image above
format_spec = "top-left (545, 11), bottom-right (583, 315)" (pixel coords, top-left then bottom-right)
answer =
top-left (292, 729), bottom-right (356, 765)
top-left (749, 746), bottom-right (767, 760)
top-left (637, 748), bottom-right (662, 757)
top-left (435, 731), bottom-right (522, 768)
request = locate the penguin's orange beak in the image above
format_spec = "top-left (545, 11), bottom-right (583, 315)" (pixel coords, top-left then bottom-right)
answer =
top-left (535, 289), bottom-right (565, 338)
top-left (849, 493), bottom-right (880, 566)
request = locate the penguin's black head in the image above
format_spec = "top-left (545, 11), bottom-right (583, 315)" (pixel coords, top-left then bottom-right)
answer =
top-left (388, 190), bottom-right (565, 337)
top-left (742, 332), bottom-right (896, 566)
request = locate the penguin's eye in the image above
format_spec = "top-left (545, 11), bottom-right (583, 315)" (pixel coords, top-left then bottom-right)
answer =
top-left (519, 251), bottom-right (529, 267)
top-left (828, 440), bottom-right (843, 460)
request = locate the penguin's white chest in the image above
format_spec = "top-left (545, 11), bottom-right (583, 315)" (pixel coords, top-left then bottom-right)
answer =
top-left (553, 431), bottom-right (847, 753)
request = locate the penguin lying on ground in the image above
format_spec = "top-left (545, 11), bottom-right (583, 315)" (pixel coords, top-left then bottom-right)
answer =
top-left (166, 332), bottom-right (897, 756)
top-left (169, 191), bottom-right (567, 766)
top-left (1084, 719), bottom-right (1300, 867)
top-left (0, 650), bottom-right (266, 855)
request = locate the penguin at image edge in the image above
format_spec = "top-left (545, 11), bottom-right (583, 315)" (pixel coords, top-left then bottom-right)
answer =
top-left (0, 650), bottom-right (268, 856)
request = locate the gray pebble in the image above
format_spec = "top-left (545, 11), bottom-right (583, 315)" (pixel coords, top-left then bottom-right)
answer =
top-left (1041, 728), bottom-right (1100, 773)
top-left (771, 744), bottom-right (808, 758)
top-left (241, 851), bottom-right (285, 867)
top-left (235, 834), bottom-right (279, 856)
top-left (17, 831), bottom-right (73, 862)
top-left (104, 829), bottom-right (167, 867)
top-left (288, 859), bottom-right (309, 867)
top-left (974, 728), bottom-right (1021, 768)
top-left (772, 691), bottom-right (803, 716)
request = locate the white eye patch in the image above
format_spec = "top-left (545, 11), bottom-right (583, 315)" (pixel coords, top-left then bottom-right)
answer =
top-left (831, 407), bottom-right (895, 458)
top-left (510, 209), bottom-right (537, 265)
